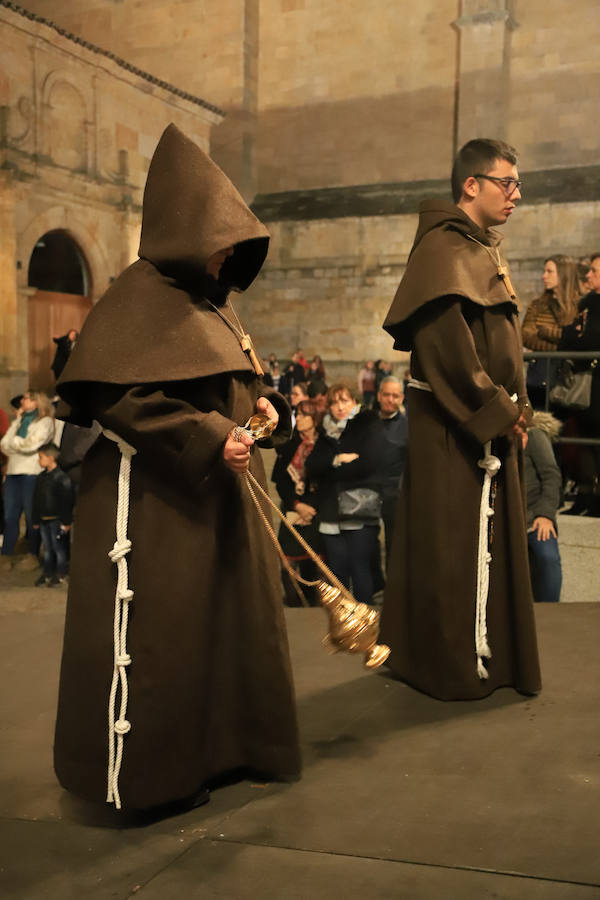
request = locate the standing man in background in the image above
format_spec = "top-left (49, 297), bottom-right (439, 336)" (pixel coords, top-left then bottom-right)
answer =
top-left (376, 376), bottom-right (408, 565)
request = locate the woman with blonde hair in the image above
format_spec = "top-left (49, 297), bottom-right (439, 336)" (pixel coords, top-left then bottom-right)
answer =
top-left (0, 390), bottom-right (55, 571)
top-left (522, 255), bottom-right (581, 407)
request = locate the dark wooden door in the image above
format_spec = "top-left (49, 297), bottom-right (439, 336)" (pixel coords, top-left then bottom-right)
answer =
top-left (28, 290), bottom-right (92, 393)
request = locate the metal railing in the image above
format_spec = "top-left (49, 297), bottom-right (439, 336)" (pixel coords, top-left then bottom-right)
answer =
top-left (523, 351), bottom-right (600, 446)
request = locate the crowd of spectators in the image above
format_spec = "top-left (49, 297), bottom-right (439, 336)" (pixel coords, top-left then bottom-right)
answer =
top-left (1, 279), bottom-right (598, 606)
top-left (266, 350), bottom-right (408, 607)
top-left (522, 253), bottom-right (600, 517)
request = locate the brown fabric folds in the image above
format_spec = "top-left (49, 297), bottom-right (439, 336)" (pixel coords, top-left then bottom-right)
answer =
top-left (384, 200), bottom-right (518, 350)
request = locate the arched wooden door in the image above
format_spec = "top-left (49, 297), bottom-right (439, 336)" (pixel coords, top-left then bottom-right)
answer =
top-left (27, 230), bottom-right (92, 393)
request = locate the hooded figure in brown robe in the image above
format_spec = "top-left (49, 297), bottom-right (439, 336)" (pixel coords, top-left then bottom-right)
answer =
top-left (379, 140), bottom-right (541, 701)
top-left (54, 124), bottom-right (301, 810)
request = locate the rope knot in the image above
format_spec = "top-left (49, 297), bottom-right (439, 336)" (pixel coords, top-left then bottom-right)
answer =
top-left (109, 539), bottom-right (132, 562)
top-left (118, 588), bottom-right (134, 602)
top-left (477, 453), bottom-right (501, 476)
top-left (102, 428), bottom-right (137, 458)
top-left (114, 718), bottom-right (131, 735)
top-left (116, 653), bottom-right (131, 667)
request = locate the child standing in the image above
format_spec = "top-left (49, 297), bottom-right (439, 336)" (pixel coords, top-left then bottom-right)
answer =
top-left (32, 443), bottom-right (74, 586)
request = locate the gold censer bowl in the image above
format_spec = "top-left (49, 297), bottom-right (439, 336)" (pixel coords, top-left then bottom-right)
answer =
top-left (317, 582), bottom-right (390, 669)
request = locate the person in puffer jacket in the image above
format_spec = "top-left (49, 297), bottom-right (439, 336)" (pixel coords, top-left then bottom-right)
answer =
top-left (524, 411), bottom-right (563, 603)
top-left (0, 391), bottom-right (55, 571)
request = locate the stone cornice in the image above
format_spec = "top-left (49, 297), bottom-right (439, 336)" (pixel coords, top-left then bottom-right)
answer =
top-left (252, 165), bottom-right (600, 222)
top-left (0, 1), bottom-right (225, 118)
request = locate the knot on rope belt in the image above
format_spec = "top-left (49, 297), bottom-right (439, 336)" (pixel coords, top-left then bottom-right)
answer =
top-left (102, 428), bottom-right (137, 809)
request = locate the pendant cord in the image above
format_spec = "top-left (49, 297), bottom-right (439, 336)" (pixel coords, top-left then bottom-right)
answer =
top-left (244, 469), bottom-right (358, 606)
top-left (465, 234), bottom-right (517, 301)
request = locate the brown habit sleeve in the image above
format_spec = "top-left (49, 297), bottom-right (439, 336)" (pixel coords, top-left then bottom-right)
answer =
top-left (412, 299), bottom-right (520, 444)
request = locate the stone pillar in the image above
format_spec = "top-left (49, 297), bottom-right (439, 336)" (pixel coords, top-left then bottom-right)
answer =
top-left (0, 172), bottom-right (27, 409)
top-left (453, 0), bottom-right (518, 149)
top-left (211, 0), bottom-right (259, 200)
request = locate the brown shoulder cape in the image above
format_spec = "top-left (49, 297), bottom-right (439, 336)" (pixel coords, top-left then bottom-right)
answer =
top-left (58, 123), bottom-right (270, 421)
top-left (383, 199), bottom-right (518, 350)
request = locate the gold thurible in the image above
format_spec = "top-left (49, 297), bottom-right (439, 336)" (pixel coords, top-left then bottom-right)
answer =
top-left (244, 413), bottom-right (390, 671)
top-left (317, 582), bottom-right (390, 669)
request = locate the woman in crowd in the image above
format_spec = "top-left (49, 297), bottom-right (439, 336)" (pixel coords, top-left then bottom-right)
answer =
top-left (305, 382), bottom-right (383, 606)
top-left (522, 255), bottom-right (581, 408)
top-left (288, 381), bottom-right (309, 426)
top-left (272, 399), bottom-right (324, 606)
top-left (357, 360), bottom-right (377, 408)
top-left (308, 355), bottom-right (326, 384)
top-left (51, 330), bottom-right (79, 382)
top-left (558, 253), bottom-right (600, 516)
top-left (0, 391), bottom-right (55, 571)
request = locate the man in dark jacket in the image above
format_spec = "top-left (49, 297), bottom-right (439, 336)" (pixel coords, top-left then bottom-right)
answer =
top-left (32, 443), bottom-right (73, 586)
top-left (376, 376), bottom-right (408, 564)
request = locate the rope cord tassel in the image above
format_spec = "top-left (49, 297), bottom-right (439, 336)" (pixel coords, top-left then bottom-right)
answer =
top-left (475, 440), bottom-right (501, 679)
top-left (244, 470), bottom-right (355, 603)
top-left (103, 429), bottom-right (137, 809)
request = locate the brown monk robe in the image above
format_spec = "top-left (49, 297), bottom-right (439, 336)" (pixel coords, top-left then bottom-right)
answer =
top-left (379, 200), bottom-right (541, 701)
top-left (54, 124), bottom-right (301, 810)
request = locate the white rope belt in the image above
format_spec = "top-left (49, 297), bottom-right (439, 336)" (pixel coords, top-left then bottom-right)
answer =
top-left (407, 377), bottom-right (504, 680)
top-left (102, 428), bottom-right (137, 809)
top-left (475, 441), bottom-right (500, 679)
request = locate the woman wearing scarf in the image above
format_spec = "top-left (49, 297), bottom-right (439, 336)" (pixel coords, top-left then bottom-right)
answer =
top-left (0, 391), bottom-right (55, 571)
top-left (272, 399), bottom-right (324, 606)
top-left (305, 383), bottom-right (383, 606)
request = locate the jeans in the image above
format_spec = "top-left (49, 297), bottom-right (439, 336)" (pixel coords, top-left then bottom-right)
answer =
top-left (39, 520), bottom-right (68, 577)
top-left (2, 474), bottom-right (39, 556)
top-left (527, 531), bottom-right (562, 603)
top-left (321, 525), bottom-right (380, 606)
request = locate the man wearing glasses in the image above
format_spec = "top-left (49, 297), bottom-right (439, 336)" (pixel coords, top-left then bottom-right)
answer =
top-left (379, 138), bottom-right (541, 701)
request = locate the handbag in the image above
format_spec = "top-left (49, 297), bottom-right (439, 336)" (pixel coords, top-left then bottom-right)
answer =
top-left (526, 358), bottom-right (549, 390)
top-left (549, 359), bottom-right (597, 410)
top-left (337, 487), bottom-right (382, 522)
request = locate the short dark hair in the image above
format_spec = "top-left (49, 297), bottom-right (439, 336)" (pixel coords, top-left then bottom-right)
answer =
top-left (307, 379), bottom-right (327, 398)
top-left (39, 442), bottom-right (60, 459)
top-left (451, 138), bottom-right (518, 203)
top-left (590, 252), bottom-right (600, 264)
top-left (296, 399), bottom-right (325, 429)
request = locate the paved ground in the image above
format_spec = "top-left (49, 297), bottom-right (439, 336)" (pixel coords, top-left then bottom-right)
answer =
top-left (0, 562), bottom-right (599, 899)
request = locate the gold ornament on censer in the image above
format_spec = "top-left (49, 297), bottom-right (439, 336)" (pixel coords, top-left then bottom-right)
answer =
top-left (241, 414), bottom-right (390, 670)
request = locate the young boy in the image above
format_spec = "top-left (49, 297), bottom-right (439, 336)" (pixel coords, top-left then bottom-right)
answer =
top-left (32, 443), bottom-right (73, 586)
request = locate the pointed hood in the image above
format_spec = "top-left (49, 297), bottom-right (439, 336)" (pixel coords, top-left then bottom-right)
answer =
top-left (383, 199), bottom-right (518, 351)
top-left (57, 125), bottom-right (269, 423)
top-left (139, 123), bottom-right (269, 292)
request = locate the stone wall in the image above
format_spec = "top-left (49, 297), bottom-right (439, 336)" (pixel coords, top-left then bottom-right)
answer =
top-left (19, 0), bottom-right (258, 195)
top-left (234, 198), bottom-right (600, 379)
top-left (7, 0), bottom-right (600, 378)
top-left (0, 3), bottom-right (221, 407)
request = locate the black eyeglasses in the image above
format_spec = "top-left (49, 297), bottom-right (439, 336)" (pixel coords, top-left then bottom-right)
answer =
top-left (473, 174), bottom-right (522, 195)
